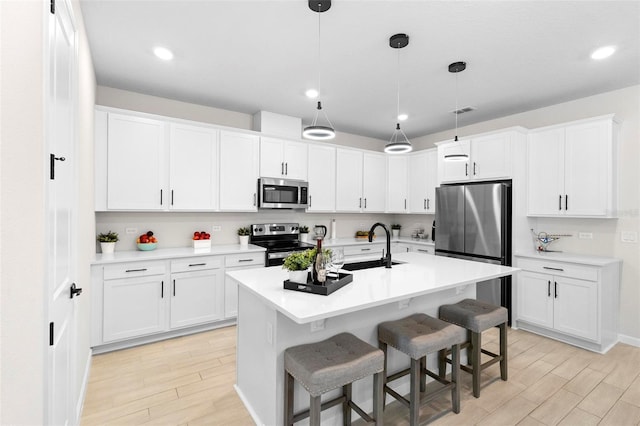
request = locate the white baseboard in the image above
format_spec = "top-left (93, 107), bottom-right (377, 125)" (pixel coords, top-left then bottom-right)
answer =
top-left (234, 384), bottom-right (263, 426)
top-left (76, 348), bottom-right (93, 422)
top-left (618, 333), bottom-right (640, 348)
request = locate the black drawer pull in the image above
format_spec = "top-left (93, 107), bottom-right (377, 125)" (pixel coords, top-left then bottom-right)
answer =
top-left (417, 249), bottom-right (430, 253)
top-left (125, 268), bottom-right (147, 273)
top-left (543, 266), bottom-right (564, 272)
top-left (361, 248), bottom-right (371, 251)
top-left (188, 263), bottom-right (206, 267)
top-left (238, 259), bottom-right (254, 262)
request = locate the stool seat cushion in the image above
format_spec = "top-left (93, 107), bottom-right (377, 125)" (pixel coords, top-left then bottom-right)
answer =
top-left (439, 298), bottom-right (508, 333)
top-left (284, 332), bottom-right (384, 397)
top-left (378, 314), bottom-right (466, 359)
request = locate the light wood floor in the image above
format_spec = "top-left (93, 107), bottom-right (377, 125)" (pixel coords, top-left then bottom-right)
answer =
top-left (81, 326), bottom-right (640, 425)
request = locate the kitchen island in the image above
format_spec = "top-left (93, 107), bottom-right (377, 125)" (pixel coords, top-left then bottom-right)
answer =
top-left (226, 252), bottom-right (518, 425)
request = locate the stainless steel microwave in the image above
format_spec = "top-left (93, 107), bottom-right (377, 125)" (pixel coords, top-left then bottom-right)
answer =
top-left (258, 178), bottom-right (309, 209)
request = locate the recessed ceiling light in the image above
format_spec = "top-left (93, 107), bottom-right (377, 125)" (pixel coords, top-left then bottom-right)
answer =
top-left (305, 89), bottom-right (319, 99)
top-left (591, 45), bottom-right (616, 60)
top-left (153, 46), bottom-right (174, 61)
top-left (397, 113), bottom-right (408, 121)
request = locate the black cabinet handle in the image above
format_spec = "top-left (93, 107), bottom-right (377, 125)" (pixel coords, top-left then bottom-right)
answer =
top-left (364, 198), bottom-right (367, 208)
top-left (171, 190), bottom-right (174, 206)
top-left (238, 259), bottom-right (254, 262)
top-left (424, 199), bottom-right (426, 209)
top-left (253, 193), bottom-right (256, 206)
top-left (188, 263), bottom-right (206, 267)
top-left (427, 199), bottom-right (430, 210)
top-left (559, 195), bottom-right (562, 210)
top-left (565, 194), bottom-right (568, 210)
top-left (543, 266), bottom-right (564, 272)
top-left (281, 162), bottom-right (284, 175)
top-left (465, 163), bottom-right (468, 176)
top-left (404, 199), bottom-right (407, 209)
top-left (473, 162), bottom-right (477, 175)
top-left (285, 163), bottom-right (288, 175)
top-left (547, 280), bottom-right (551, 297)
top-left (160, 189), bottom-right (163, 205)
top-left (554, 281), bottom-right (558, 298)
top-left (361, 248), bottom-right (371, 251)
top-left (173, 279), bottom-right (176, 296)
top-left (359, 198), bottom-right (362, 208)
top-left (125, 268), bottom-right (147, 273)
top-left (309, 195), bottom-right (312, 207)
top-left (161, 281), bottom-right (164, 298)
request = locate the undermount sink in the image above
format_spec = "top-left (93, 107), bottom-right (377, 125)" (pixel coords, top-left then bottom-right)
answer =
top-left (342, 259), bottom-right (404, 271)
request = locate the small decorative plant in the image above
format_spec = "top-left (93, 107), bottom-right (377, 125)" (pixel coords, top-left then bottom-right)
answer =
top-left (97, 231), bottom-right (119, 243)
top-left (299, 225), bottom-right (309, 233)
top-left (237, 227), bottom-right (251, 236)
top-left (391, 224), bottom-right (402, 230)
top-left (282, 250), bottom-right (314, 271)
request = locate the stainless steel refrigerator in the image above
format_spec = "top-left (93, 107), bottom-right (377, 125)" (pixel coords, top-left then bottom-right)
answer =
top-left (435, 181), bottom-right (512, 322)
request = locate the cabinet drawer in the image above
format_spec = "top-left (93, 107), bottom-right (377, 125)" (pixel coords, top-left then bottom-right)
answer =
top-left (225, 253), bottom-right (264, 268)
top-left (413, 245), bottom-right (434, 255)
top-left (343, 244), bottom-right (385, 257)
top-left (517, 258), bottom-right (598, 282)
top-left (104, 261), bottom-right (166, 280)
top-left (171, 256), bottom-right (223, 273)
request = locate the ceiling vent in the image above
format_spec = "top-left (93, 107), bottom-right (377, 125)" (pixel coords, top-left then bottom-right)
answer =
top-left (451, 106), bottom-right (476, 115)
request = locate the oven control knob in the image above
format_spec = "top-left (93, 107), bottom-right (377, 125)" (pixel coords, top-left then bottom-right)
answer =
top-left (258, 227), bottom-right (263, 232)
top-left (292, 226), bottom-right (298, 231)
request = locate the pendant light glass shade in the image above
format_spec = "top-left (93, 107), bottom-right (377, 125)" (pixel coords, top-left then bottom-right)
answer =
top-left (303, 101), bottom-right (336, 140)
top-left (444, 61), bottom-right (469, 162)
top-left (303, 1), bottom-right (335, 140)
top-left (385, 33), bottom-right (412, 154)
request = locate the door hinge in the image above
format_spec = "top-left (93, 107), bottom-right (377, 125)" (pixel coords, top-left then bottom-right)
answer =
top-left (50, 0), bottom-right (55, 14)
top-left (49, 322), bottom-right (54, 346)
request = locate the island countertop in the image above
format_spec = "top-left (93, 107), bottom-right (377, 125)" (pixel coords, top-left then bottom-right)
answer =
top-left (226, 252), bottom-right (519, 324)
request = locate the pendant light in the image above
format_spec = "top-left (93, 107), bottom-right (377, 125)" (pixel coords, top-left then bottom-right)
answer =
top-left (384, 33), bottom-right (412, 154)
top-left (444, 61), bottom-right (469, 162)
top-left (303, 0), bottom-right (336, 140)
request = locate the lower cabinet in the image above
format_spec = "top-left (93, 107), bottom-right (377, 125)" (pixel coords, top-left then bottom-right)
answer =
top-left (392, 242), bottom-right (435, 254)
top-left (223, 252), bottom-right (265, 318)
top-left (170, 266), bottom-right (225, 329)
top-left (515, 255), bottom-right (621, 353)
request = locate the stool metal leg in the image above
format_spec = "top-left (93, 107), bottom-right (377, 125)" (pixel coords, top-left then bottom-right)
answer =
top-left (500, 322), bottom-right (508, 381)
top-left (451, 344), bottom-right (460, 414)
top-left (409, 358), bottom-right (420, 426)
top-left (373, 371), bottom-right (384, 426)
top-left (342, 383), bottom-right (351, 425)
top-left (420, 356), bottom-right (426, 392)
top-left (438, 348), bottom-right (447, 378)
top-left (284, 371), bottom-right (294, 426)
top-left (471, 331), bottom-right (481, 398)
top-left (310, 395), bottom-right (321, 426)
top-left (379, 341), bottom-right (388, 409)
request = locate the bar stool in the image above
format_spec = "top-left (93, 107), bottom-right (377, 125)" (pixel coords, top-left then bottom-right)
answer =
top-left (438, 298), bottom-right (508, 398)
top-left (284, 332), bottom-right (384, 426)
top-left (377, 313), bottom-right (466, 426)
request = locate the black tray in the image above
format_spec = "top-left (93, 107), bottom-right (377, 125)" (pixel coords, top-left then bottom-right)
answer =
top-left (283, 272), bottom-right (353, 296)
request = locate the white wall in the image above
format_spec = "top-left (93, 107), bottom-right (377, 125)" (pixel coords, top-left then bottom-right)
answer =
top-left (413, 85), bottom-right (640, 343)
top-left (0, 1), bottom-right (47, 423)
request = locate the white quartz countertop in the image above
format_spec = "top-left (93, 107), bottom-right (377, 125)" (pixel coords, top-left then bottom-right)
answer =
top-left (91, 244), bottom-right (265, 265)
top-left (226, 252), bottom-right (518, 324)
top-left (515, 251), bottom-right (622, 266)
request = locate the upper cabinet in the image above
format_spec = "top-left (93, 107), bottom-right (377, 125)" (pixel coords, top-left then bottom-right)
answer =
top-left (259, 137), bottom-right (308, 181)
top-left (335, 149), bottom-right (386, 212)
top-left (307, 144), bottom-right (336, 212)
top-left (219, 131), bottom-right (260, 212)
top-left (386, 156), bottom-right (409, 213)
top-left (408, 149), bottom-right (437, 214)
top-left (527, 115), bottom-right (618, 218)
top-left (437, 129), bottom-right (525, 184)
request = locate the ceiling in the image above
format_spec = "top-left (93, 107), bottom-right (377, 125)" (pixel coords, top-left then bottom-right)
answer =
top-left (80, 1), bottom-right (640, 141)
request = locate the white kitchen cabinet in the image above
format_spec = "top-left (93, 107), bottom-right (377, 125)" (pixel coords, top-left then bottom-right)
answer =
top-left (527, 115), bottom-right (618, 218)
top-left (437, 129), bottom-right (525, 184)
top-left (102, 261), bottom-right (167, 343)
top-left (306, 144), bottom-right (336, 212)
top-left (515, 254), bottom-right (621, 353)
top-left (342, 242), bottom-right (387, 261)
top-left (223, 253), bottom-right (265, 319)
top-left (392, 242), bottom-right (435, 254)
top-left (387, 156), bottom-right (409, 213)
top-left (259, 137), bottom-right (308, 180)
top-left (336, 149), bottom-right (363, 212)
top-left (170, 257), bottom-right (225, 329)
top-left (408, 149), bottom-right (437, 213)
top-left (169, 123), bottom-right (218, 210)
top-left (106, 113), bottom-right (166, 210)
top-left (219, 130), bottom-right (260, 211)
top-left (362, 153), bottom-right (387, 212)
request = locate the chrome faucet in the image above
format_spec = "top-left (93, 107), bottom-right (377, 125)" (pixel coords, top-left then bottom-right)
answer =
top-left (369, 222), bottom-right (392, 268)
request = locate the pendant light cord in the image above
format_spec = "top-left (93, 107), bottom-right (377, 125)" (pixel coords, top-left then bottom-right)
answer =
top-left (317, 8), bottom-right (322, 98)
top-left (396, 43), bottom-right (400, 121)
top-left (454, 70), bottom-right (459, 140)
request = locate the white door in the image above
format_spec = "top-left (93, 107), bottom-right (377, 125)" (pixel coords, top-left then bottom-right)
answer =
top-left (362, 153), bottom-right (386, 212)
top-left (219, 131), bottom-right (259, 211)
top-left (282, 140), bottom-right (308, 180)
top-left (408, 152), bottom-right (428, 213)
top-left (527, 128), bottom-right (565, 215)
top-left (387, 156), bottom-right (408, 212)
top-left (517, 271), bottom-right (554, 329)
top-left (259, 137), bottom-right (285, 178)
top-left (425, 149), bottom-right (438, 213)
top-left (170, 269), bottom-right (224, 328)
top-left (553, 276), bottom-right (598, 341)
top-left (47, 0), bottom-right (78, 424)
top-left (438, 139), bottom-right (471, 183)
top-left (335, 148), bottom-right (363, 212)
top-left (471, 133), bottom-right (511, 180)
top-left (307, 144), bottom-right (336, 212)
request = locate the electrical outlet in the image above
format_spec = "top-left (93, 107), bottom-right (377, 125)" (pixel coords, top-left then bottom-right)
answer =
top-left (310, 319), bottom-right (325, 332)
top-left (125, 227), bottom-right (137, 235)
top-left (579, 232), bottom-right (593, 239)
top-left (211, 225), bottom-right (221, 232)
top-left (398, 299), bottom-right (410, 309)
top-left (621, 231), bottom-right (638, 243)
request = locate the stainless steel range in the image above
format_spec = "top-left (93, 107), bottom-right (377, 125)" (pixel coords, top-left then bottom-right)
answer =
top-left (250, 223), bottom-right (315, 267)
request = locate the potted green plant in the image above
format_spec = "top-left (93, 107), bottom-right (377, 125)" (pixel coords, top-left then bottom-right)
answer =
top-left (237, 227), bottom-right (251, 247)
top-left (97, 230), bottom-right (119, 254)
top-left (282, 249), bottom-right (314, 283)
top-left (391, 224), bottom-right (401, 239)
top-left (299, 225), bottom-right (310, 243)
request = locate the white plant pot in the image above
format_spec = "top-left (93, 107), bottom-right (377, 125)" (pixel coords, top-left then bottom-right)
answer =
top-left (100, 242), bottom-right (116, 254)
top-left (288, 270), bottom-right (309, 284)
top-left (239, 235), bottom-right (249, 247)
top-left (300, 233), bottom-right (309, 243)
top-left (392, 229), bottom-right (400, 239)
